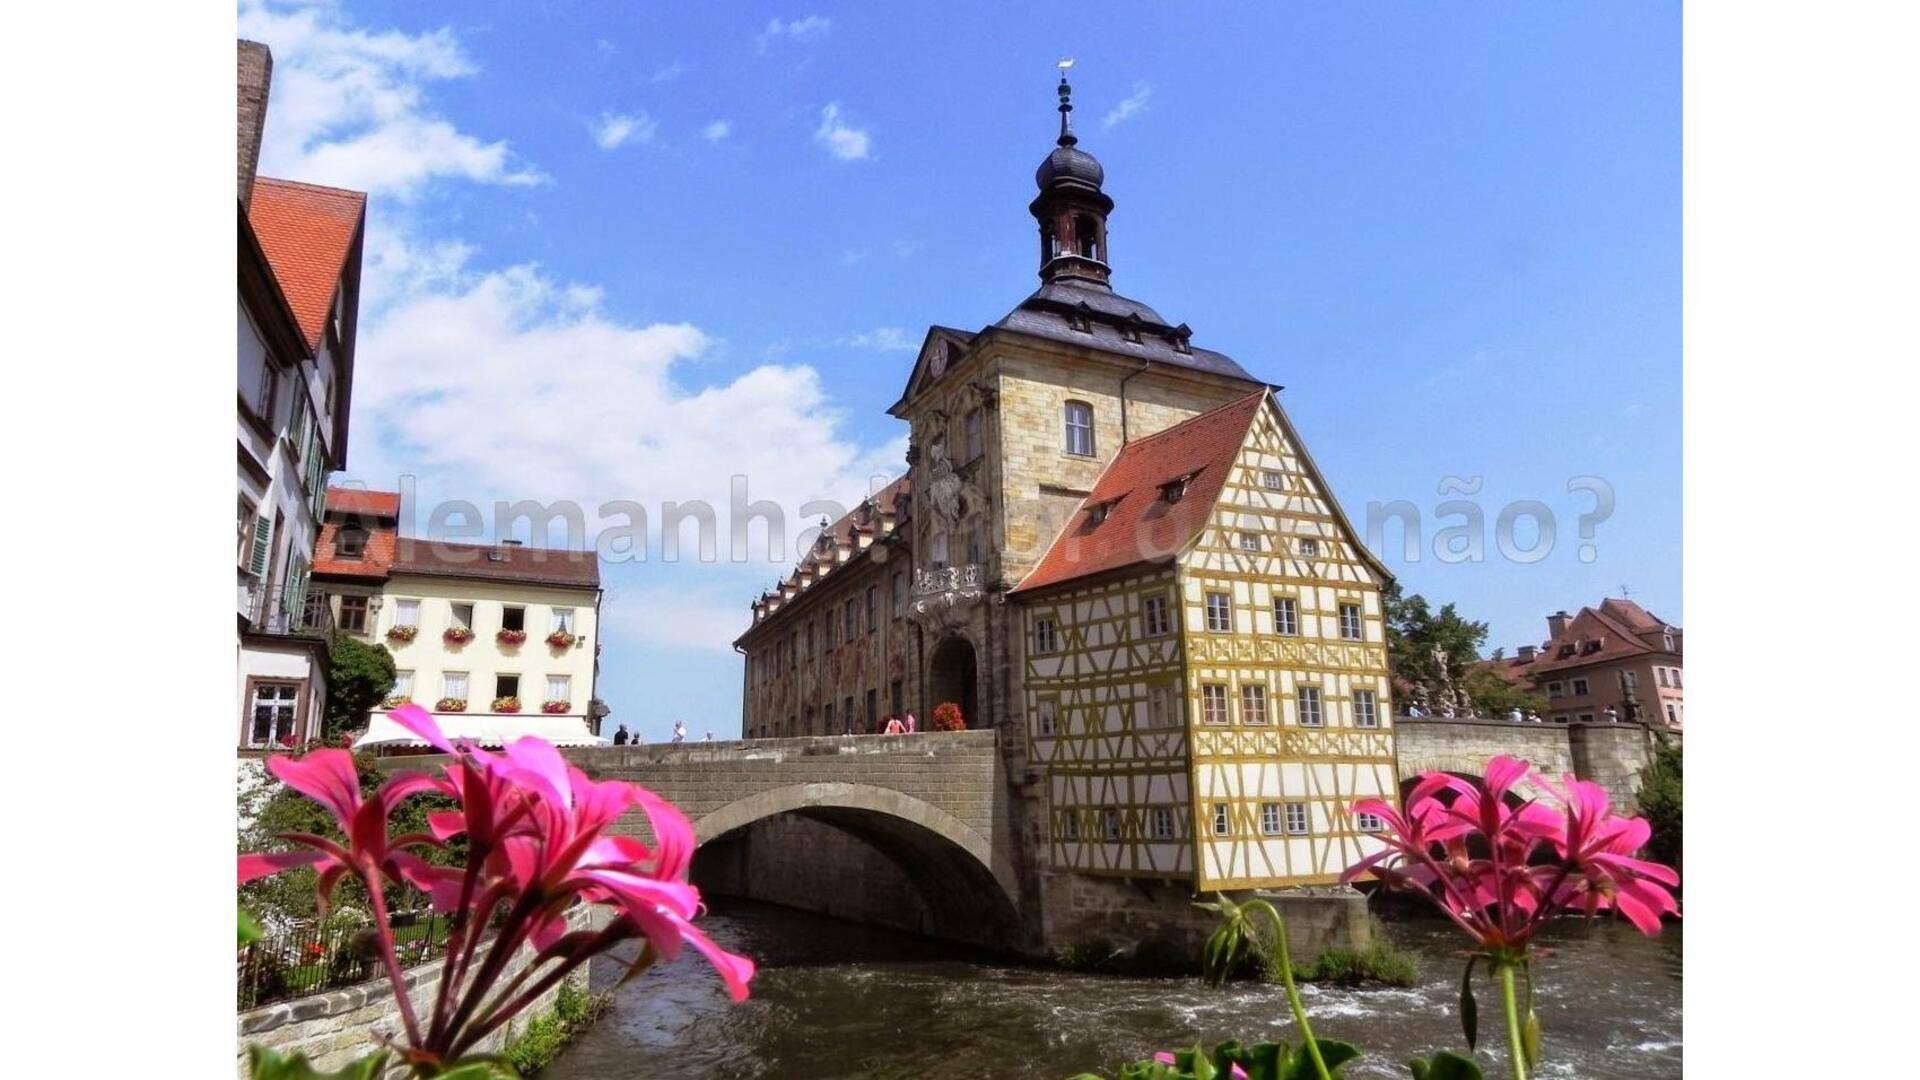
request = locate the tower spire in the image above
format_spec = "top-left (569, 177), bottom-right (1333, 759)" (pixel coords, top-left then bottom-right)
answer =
top-left (1056, 59), bottom-right (1077, 147)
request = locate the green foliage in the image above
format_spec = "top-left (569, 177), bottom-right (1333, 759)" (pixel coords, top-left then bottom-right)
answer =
top-left (1288, 941), bottom-right (1420, 988)
top-left (240, 908), bottom-right (263, 947)
top-left (326, 635), bottom-right (398, 738)
top-left (1407, 1051), bottom-right (1485, 1080)
top-left (246, 1046), bottom-right (389, 1080)
top-left (239, 749), bottom-right (460, 924)
top-left (1383, 583), bottom-right (1494, 712)
top-left (1459, 666), bottom-right (1547, 720)
top-left (1637, 736), bottom-right (1683, 869)
top-left (501, 982), bottom-right (610, 1077)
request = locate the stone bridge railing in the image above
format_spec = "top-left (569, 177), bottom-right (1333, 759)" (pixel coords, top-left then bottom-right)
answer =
top-left (1392, 716), bottom-right (1661, 810)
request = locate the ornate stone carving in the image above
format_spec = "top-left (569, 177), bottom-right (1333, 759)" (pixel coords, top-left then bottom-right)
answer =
top-left (925, 441), bottom-right (964, 525)
top-left (910, 564), bottom-right (986, 629)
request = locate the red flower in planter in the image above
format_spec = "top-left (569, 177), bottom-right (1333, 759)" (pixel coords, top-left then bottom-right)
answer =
top-left (493, 696), bottom-right (523, 714)
top-left (497, 629), bottom-right (528, 646)
top-left (435, 698), bottom-right (468, 713)
top-left (541, 700), bottom-right (570, 715)
top-left (386, 624), bottom-right (419, 644)
top-left (931, 701), bottom-right (966, 731)
top-left (443, 626), bottom-right (475, 645)
top-left (546, 629), bottom-right (578, 649)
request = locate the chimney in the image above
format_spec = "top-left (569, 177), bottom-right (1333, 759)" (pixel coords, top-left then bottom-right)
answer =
top-left (237, 40), bottom-right (273, 207)
top-left (1546, 610), bottom-right (1571, 640)
top-left (1517, 645), bottom-right (1537, 662)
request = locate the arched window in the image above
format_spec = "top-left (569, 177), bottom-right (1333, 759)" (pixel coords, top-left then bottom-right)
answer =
top-left (1063, 400), bottom-right (1095, 456)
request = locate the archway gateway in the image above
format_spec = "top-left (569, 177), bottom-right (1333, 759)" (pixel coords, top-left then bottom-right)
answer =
top-left (927, 635), bottom-right (979, 728)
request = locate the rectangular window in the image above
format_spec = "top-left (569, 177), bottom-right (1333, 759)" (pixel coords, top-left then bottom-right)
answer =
top-left (1353, 689), bottom-right (1379, 728)
top-left (892, 571), bottom-right (906, 618)
top-left (1665, 703), bottom-right (1678, 725)
top-left (1102, 808), bottom-right (1120, 842)
top-left (442, 672), bottom-right (469, 701)
top-left (248, 681), bottom-right (300, 746)
top-left (1356, 812), bottom-right (1386, 833)
top-left (1286, 802), bottom-right (1310, 835)
top-left (495, 674), bottom-right (519, 700)
top-left (1037, 699), bottom-right (1057, 735)
top-left (1064, 400), bottom-right (1096, 456)
top-left (823, 703), bottom-right (834, 733)
top-left (1547, 681), bottom-right (1565, 699)
top-left (845, 598), bottom-right (858, 641)
top-left (1552, 714), bottom-right (1569, 724)
top-left (866, 688), bottom-right (878, 730)
top-left (1034, 617), bottom-right (1059, 654)
top-left (891, 678), bottom-right (904, 716)
top-left (1273, 596), bottom-right (1298, 636)
top-left (1061, 811), bottom-right (1079, 841)
top-left (1201, 683), bottom-right (1230, 725)
top-left (1205, 592), bottom-right (1232, 632)
top-left (1212, 804), bottom-right (1231, 837)
top-left (552, 607), bottom-right (576, 633)
top-left (1297, 537), bottom-right (1321, 558)
top-left (338, 594), bottom-right (368, 633)
top-left (1656, 667), bottom-right (1669, 688)
top-left (546, 675), bottom-right (571, 706)
top-left (391, 671), bottom-right (414, 699)
top-left (1578, 712), bottom-right (1595, 724)
top-left (866, 587), bottom-right (877, 633)
top-left (1146, 683), bottom-right (1180, 728)
top-left (1150, 807), bottom-right (1174, 840)
top-left (1339, 603), bottom-right (1363, 640)
top-left (1240, 684), bottom-right (1268, 724)
top-left (1296, 686), bottom-right (1323, 727)
top-left (1260, 469), bottom-right (1284, 490)
top-left (806, 622), bottom-right (816, 657)
top-left (1572, 678), bottom-right (1590, 696)
top-left (1143, 595), bottom-right (1171, 636)
top-left (450, 602), bottom-right (474, 630)
top-left (1238, 531), bottom-right (1261, 552)
top-left (1260, 803), bottom-right (1282, 836)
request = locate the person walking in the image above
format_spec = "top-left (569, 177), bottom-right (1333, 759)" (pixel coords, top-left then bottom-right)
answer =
top-left (612, 724), bottom-right (630, 746)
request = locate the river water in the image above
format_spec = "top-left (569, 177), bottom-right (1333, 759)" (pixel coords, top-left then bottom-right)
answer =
top-left (549, 898), bottom-right (1680, 1079)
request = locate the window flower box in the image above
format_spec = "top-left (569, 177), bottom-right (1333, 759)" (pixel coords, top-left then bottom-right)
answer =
top-left (546, 629), bottom-right (578, 649)
top-left (496, 629), bottom-right (528, 646)
top-left (436, 698), bottom-right (468, 713)
top-left (386, 624), bottom-right (419, 644)
top-left (493, 696), bottom-right (523, 714)
top-left (443, 626), bottom-right (475, 645)
top-left (541, 700), bottom-right (570, 715)
top-left (382, 694), bottom-right (413, 709)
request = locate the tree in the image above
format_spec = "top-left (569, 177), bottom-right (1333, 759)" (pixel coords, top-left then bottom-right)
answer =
top-left (1637, 736), bottom-right (1682, 870)
top-left (325, 636), bottom-right (397, 739)
top-left (1461, 664), bottom-right (1547, 718)
top-left (1383, 582), bottom-right (1493, 715)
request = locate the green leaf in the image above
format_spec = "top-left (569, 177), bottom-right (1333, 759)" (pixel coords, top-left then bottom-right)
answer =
top-left (1522, 1010), bottom-right (1542, 1069)
top-left (239, 909), bottom-right (263, 947)
top-left (427, 1065), bottom-right (520, 1080)
top-left (1406, 1050), bottom-right (1485, 1080)
top-left (1458, 956), bottom-right (1480, 1051)
top-left (1313, 1039), bottom-right (1362, 1074)
top-left (246, 1046), bottom-right (389, 1080)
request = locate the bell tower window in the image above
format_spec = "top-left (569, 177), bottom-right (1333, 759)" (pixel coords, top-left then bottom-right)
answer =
top-left (1074, 214), bottom-right (1102, 261)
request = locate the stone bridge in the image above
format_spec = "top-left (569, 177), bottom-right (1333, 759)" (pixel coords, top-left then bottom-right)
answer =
top-left (556, 730), bottom-right (1031, 950)
top-left (1391, 716), bottom-right (1663, 809)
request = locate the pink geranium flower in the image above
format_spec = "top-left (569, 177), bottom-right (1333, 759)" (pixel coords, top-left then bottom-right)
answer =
top-left (239, 704), bottom-right (754, 1073)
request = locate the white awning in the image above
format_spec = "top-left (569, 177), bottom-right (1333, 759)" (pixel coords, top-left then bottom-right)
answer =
top-left (354, 711), bottom-right (609, 749)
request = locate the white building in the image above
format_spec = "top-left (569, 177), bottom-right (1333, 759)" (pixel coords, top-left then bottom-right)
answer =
top-left (236, 40), bottom-right (367, 748)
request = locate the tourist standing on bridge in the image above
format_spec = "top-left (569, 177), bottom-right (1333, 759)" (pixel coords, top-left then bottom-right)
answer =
top-left (612, 724), bottom-right (630, 745)
top-left (672, 720), bottom-right (687, 743)
top-left (884, 715), bottom-right (906, 735)
top-left (904, 712), bottom-right (917, 733)
top-left (703, 730), bottom-right (714, 743)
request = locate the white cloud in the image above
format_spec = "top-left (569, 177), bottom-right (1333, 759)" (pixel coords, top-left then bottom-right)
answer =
top-left (814, 103), bottom-right (872, 161)
top-left (756, 14), bottom-right (832, 52)
top-left (595, 38), bottom-right (618, 55)
top-left (702, 119), bottom-right (734, 142)
top-left (589, 111), bottom-right (657, 150)
top-left (839, 327), bottom-right (915, 351)
top-left (652, 61), bottom-right (690, 83)
top-left (1102, 82), bottom-right (1155, 129)
top-left (237, 0), bottom-right (544, 197)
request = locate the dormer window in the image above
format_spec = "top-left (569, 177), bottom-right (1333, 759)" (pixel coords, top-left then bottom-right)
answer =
top-left (1087, 500), bottom-right (1114, 525)
top-left (1171, 323), bottom-right (1193, 354)
top-left (1583, 639), bottom-right (1604, 655)
top-left (1120, 314), bottom-right (1143, 344)
top-left (1067, 302), bottom-right (1093, 333)
top-left (1161, 478), bottom-right (1187, 504)
top-left (334, 524), bottom-right (368, 559)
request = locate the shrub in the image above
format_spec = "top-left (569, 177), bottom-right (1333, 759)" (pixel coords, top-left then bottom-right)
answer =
top-left (501, 982), bottom-right (610, 1077)
top-left (325, 636), bottom-right (397, 740)
top-left (1286, 941), bottom-right (1420, 988)
top-left (1637, 735), bottom-right (1682, 870)
top-left (931, 701), bottom-right (966, 731)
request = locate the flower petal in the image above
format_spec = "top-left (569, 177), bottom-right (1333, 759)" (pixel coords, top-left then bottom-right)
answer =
top-left (238, 849), bottom-right (327, 884)
top-left (268, 750), bottom-right (362, 830)
top-left (389, 702), bottom-right (456, 754)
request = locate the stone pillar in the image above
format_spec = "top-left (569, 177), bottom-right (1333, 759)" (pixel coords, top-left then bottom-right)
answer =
top-left (1568, 722), bottom-right (1654, 811)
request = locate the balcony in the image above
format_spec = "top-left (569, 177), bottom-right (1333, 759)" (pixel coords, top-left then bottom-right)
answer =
top-left (910, 564), bottom-right (986, 628)
top-left (240, 582), bottom-right (334, 638)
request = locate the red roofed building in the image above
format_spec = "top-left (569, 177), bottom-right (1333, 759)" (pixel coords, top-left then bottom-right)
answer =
top-left (1473, 599), bottom-right (1684, 729)
top-left (236, 39), bottom-right (368, 750)
top-left (309, 488), bottom-right (607, 750)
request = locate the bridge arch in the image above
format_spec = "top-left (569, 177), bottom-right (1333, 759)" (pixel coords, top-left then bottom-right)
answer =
top-left (691, 781), bottom-right (1024, 944)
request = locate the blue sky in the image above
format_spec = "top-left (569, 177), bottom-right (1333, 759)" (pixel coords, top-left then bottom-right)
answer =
top-left (240, 1), bottom-right (1679, 740)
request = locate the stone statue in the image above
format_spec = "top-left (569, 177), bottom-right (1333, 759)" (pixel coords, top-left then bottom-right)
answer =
top-left (926, 440), bottom-right (963, 525)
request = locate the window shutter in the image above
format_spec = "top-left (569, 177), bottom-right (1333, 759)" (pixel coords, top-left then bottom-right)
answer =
top-left (249, 516), bottom-right (274, 579)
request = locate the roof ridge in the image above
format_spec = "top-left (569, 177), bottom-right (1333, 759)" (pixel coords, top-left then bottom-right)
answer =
top-left (253, 175), bottom-right (370, 201)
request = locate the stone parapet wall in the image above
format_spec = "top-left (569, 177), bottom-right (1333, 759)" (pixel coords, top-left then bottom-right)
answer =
top-left (1394, 717), bottom-right (1656, 810)
top-left (236, 907), bottom-right (594, 1077)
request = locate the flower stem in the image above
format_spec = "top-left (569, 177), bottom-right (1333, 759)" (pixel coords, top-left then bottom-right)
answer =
top-left (1497, 961), bottom-right (1529, 1080)
top-left (1265, 906), bottom-right (1332, 1080)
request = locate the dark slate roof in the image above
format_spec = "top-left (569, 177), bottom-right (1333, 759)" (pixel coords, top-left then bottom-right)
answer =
top-left (992, 279), bottom-right (1257, 383)
top-left (390, 540), bottom-right (601, 590)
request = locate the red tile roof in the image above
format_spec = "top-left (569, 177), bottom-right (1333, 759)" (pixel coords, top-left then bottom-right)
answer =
top-left (1011, 389), bottom-right (1268, 595)
top-left (390, 540), bottom-right (601, 590)
top-left (326, 487), bottom-right (401, 520)
top-left (1522, 600), bottom-right (1679, 677)
top-left (312, 520), bottom-right (397, 581)
top-left (248, 178), bottom-right (365, 350)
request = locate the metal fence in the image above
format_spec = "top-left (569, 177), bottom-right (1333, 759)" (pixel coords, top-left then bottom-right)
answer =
top-left (237, 906), bottom-right (450, 1011)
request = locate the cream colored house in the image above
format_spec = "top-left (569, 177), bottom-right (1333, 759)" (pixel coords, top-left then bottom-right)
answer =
top-left (311, 488), bottom-right (605, 748)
